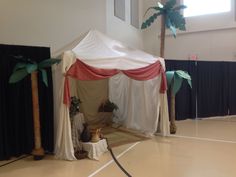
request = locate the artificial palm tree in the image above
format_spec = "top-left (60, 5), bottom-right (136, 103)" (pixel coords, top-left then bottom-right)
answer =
top-left (142, 0), bottom-right (188, 133)
top-left (9, 56), bottom-right (60, 160)
top-left (141, 0), bottom-right (187, 58)
top-left (166, 70), bottom-right (191, 134)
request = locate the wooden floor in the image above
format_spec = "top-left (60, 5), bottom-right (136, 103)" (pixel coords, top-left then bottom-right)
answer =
top-left (1, 116), bottom-right (236, 177)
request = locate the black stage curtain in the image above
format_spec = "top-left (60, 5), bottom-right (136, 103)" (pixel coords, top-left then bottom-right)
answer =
top-left (197, 61), bottom-right (228, 118)
top-left (165, 60), bottom-right (236, 120)
top-left (228, 62), bottom-right (236, 115)
top-left (0, 44), bottom-right (54, 160)
top-left (165, 60), bottom-right (197, 120)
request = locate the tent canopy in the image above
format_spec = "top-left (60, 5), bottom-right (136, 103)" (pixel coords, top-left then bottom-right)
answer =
top-left (54, 30), bottom-right (170, 160)
top-left (71, 30), bottom-right (161, 70)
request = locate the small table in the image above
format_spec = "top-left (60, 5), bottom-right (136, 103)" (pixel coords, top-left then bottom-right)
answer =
top-left (81, 139), bottom-right (108, 160)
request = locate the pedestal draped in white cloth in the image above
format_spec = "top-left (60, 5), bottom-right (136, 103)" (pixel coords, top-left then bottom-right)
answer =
top-left (109, 74), bottom-right (164, 135)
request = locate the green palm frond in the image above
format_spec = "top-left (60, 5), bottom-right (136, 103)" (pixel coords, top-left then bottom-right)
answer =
top-left (38, 58), bottom-right (61, 69)
top-left (141, 12), bottom-right (162, 29)
top-left (165, 0), bottom-right (176, 9)
top-left (173, 5), bottom-right (187, 11)
top-left (9, 56), bottom-right (61, 87)
top-left (26, 63), bottom-right (38, 73)
top-left (9, 68), bottom-right (28, 83)
top-left (166, 70), bottom-right (192, 95)
top-left (141, 0), bottom-right (187, 37)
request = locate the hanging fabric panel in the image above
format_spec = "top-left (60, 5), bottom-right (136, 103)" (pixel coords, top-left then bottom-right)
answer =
top-left (64, 59), bottom-right (167, 106)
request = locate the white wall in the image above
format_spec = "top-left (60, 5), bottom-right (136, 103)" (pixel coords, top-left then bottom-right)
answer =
top-left (0, 0), bottom-right (106, 55)
top-left (106, 0), bottom-right (143, 49)
top-left (142, 0), bottom-right (236, 61)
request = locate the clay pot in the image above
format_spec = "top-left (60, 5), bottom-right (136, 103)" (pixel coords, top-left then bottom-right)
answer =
top-left (90, 128), bottom-right (101, 143)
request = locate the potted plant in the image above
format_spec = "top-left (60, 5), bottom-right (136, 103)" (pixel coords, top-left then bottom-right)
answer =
top-left (9, 55), bottom-right (60, 160)
top-left (98, 100), bottom-right (118, 112)
top-left (96, 99), bottom-right (118, 128)
top-left (69, 96), bottom-right (81, 118)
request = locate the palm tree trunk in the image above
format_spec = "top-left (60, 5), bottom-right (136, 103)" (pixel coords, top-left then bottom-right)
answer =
top-left (170, 90), bottom-right (177, 134)
top-left (160, 15), bottom-right (166, 58)
top-left (159, 0), bottom-right (177, 133)
top-left (31, 71), bottom-right (44, 160)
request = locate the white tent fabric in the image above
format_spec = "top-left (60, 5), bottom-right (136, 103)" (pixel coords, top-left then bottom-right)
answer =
top-left (72, 30), bottom-right (162, 69)
top-left (109, 73), bottom-right (162, 136)
top-left (53, 30), bottom-right (169, 160)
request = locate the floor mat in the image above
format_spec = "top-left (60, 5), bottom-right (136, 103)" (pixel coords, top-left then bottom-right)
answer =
top-left (101, 127), bottom-right (149, 147)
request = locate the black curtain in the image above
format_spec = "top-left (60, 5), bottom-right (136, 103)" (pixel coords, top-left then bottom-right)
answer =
top-left (165, 60), bottom-right (197, 120)
top-left (0, 44), bottom-right (54, 160)
top-left (197, 61), bottom-right (228, 118)
top-left (165, 60), bottom-right (236, 120)
top-left (228, 62), bottom-right (236, 115)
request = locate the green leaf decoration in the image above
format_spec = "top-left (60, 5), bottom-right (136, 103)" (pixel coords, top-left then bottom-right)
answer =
top-left (141, 0), bottom-right (187, 36)
top-left (166, 70), bottom-right (192, 95)
top-left (165, 0), bottom-right (176, 9)
top-left (173, 5), bottom-right (187, 11)
top-left (165, 17), bottom-right (176, 37)
top-left (13, 62), bottom-right (27, 72)
top-left (141, 12), bottom-right (162, 29)
top-left (9, 69), bottom-right (28, 83)
top-left (176, 70), bottom-right (192, 88)
top-left (168, 11), bottom-right (186, 31)
top-left (175, 70), bottom-right (191, 80)
top-left (166, 71), bottom-right (175, 87)
top-left (38, 58), bottom-right (61, 69)
top-left (144, 6), bottom-right (162, 16)
top-left (173, 73), bottom-right (183, 94)
top-left (26, 63), bottom-right (38, 74)
top-left (40, 69), bottom-right (48, 87)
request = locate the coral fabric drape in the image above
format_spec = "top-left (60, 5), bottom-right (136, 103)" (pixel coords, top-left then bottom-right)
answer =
top-left (64, 59), bottom-right (167, 105)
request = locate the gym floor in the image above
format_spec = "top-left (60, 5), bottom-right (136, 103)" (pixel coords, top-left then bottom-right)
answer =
top-left (1, 116), bottom-right (236, 177)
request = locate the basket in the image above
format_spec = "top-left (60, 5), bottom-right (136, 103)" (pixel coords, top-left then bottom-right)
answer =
top-left (74, 150), bottom-right (88, 160)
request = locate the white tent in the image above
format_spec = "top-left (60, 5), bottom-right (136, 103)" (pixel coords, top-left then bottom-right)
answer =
top-left (53, 30), bottom-right (169, 160)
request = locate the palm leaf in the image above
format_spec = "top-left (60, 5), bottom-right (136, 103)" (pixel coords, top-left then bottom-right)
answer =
top-left (166, 70), bottom-right (192, 95)
top-left (13, 62), bottom-right (27, 72)
top-left (165, 0), bottom-right (176, 9)
top-left (173, 74), bottom-right (183, 94)
top-left (141, 12), bottom-right (162, 29)
top-left (166, 71), bottom-right (175, 87)
top-left (176, 70), bottom-right (192, 88)
top-left (173, 5), bottom-right (187, 11)
top-left (9, 69), bottom-right (28, 83)
top-left (165, 17), bottom-right (176, 37)
top-left (40, 69), bottom-right (48, 87)
top-left (168, 11), bottom-right (186, 31)
top-left (141, 0), bottom-right (187, 34)
top-left (26, 63), bottom-right (38, 73)
top-left (143, 6), bottom-right (162, 17)
top-left (38, 58), bottom-right (61, 69)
